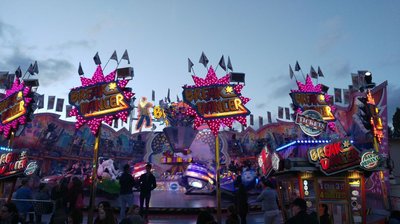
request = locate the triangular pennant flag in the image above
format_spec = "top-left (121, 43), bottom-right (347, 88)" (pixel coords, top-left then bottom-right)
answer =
top-left (93, 52), bottom-right (102, 65)
top-left (310, 66), bottom-right (318, 78)
top-left (318, 66), bottom-right (324, 77)
top-left (167, 88), bottom-right (171, 103)
top-left (289, 65), bottom-right (294, 79)
top-left (295, 61), bottom-right (301, 71)
top-left (188, 58), bottom-right (194, 73)
top-left (15, 66), bottom-right (22, 78)
top-left (227, 56), bottom-right (233, 71)
top-left (219, 55), bottom-right (226, 71)
top-left (199, 52), bottom-right (209, 68)
top-left (78, 62), bottom-right (84, 76)
top-left (110, 50), bottom-right (118, 62)
top-left (27, 64), bottom-right (34, 75)
top-left (33, 61), bottom-right (39, 74)
top-left (122, 50), bottom-right (130, 64)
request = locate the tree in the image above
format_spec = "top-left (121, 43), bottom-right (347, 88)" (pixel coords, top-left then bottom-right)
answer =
top-left (393, 108), bottom-right (400, 138)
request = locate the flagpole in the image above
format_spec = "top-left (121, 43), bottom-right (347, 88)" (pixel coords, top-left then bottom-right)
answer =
top-left (299, 68), bottom-right (306, 81)
top-left (215, 134), bottom-right (222, 224)
top-left (191, 67), bottom-right (196, 77)
top-left (103, 58), bottom-right (112, 71)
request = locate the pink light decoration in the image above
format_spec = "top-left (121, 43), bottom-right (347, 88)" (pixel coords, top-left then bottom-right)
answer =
top-left (0, 78), bottom-right (32, 138)
top-left (290, 74), bottom-right (335, 131)
top-left (69, 65), bottom-right (134, 135)
top-left (184, 66), bottom-right (250, 136)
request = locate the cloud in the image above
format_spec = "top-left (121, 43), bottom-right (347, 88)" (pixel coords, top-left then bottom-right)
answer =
top-left (38, 58), bottom-right (74, 86)
top-left (332, 61), bottom-right (351, 78)
top-left (46, 40), bottom-right (94, 50)
top-left (256, 103), bottom-right (266, 109)
top-left (316, 17), bottom-right (344, 55)
top-left (0, 47), bottom-right (33, 72)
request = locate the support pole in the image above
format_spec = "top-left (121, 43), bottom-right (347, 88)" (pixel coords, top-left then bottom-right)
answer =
top-left (6, 131), bottom-right (15, 202)
top-left (215, 135), bottom-right (221, 224)
top-left (88, 127), bottom-right (101, 224)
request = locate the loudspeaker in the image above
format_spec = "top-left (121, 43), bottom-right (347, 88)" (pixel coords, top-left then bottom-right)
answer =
top-left (117, 67), bottom-right (134, 79)
top-left (230, 72), bottom-right (245, 83)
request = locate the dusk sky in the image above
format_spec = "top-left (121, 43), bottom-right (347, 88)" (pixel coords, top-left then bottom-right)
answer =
top-left (0, 1), bottom-right (399, 131)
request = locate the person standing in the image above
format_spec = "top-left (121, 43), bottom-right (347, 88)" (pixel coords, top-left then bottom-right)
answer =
top-left (235, 175), bottom-right (248, 224)
top-left (285, 198), bottom-right (318, 224)
top-left (119, 164), bottom-right (135, 220)
top-left (14, 178), bottom-right (33, 223)
top-left (256, 179), bottom-right (281, 224)
top-left (139, 163), bottom-right (156, 219)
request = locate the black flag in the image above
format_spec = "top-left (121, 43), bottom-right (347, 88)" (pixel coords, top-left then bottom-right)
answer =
top-left (167, 88), bottom-right (171, 103)
top-left (33, 61), bottom-right (39, 74)
top-left (227, 56), bottom-right (233, 71)
top-left (110, 50), bottom-right (118, 62)
top-left (188, 58), bottom-right (194, 73)
top-left (78, 62), bottom-right (84, 76)
top-left (199, 52), bottom-right (209, 68)
top-left (289, 65), bottom-right (294, 79)
top-left (152, 90), bottom-right (155, 101)
top-left (15, 66), bottom-right (22, 78)
top-left (219, 55), bottom-right (226, 71)
top-left (93, 52), bottom-right (102, 65)
top-left (27, 64), bottom-right (34, 75)
top-left (318, 66), bottom-right (324, 77)
top-left (122, 50), bottom-right (130, 64)
top-left (310, 66), bottom-right (318, 78)
top-left (294, 61), bottom-right (301, 71)
top-left (250, 114), bottom-right (254, 126)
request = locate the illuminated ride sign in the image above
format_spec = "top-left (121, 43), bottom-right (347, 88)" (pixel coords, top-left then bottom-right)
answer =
top-left (295, 110), bottom-right (327, 137)
top-left (0, 78), bottom-right (33, 138)
top-left (308, 140), bottom-right (361, 175)
top-left (360, 151), bottom-right (380, 170)
top-left (68, 65), bottom-right (134, 135)
top-left (183, 84), bottom-right (249, 119)
top-left (182, 66), bottom-right (250, 136)
top-left (0, 151), bottom-right (34, 179)
top-left (69, 82), bottom-right (129, 118)
top-left (290, 75), bottom-right (336, 136)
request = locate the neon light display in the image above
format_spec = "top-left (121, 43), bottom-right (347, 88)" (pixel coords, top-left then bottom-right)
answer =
top-left (290, 75), bottom-right (336, 132)
top-left (0, 151), bottom-right (28, 179)
top-left (308, 140), bottom-right (361, 175)
top-left (0, 78), bottom-right (33, 138)
top-left (360, 151), bottom-right (380, 170)
top-left (68, 65), bottom-right (134, 135)
top-left (182, 66), bottom-right (250, 136)
top-left (366, 90), bottom-right (384, 144)
top-left (295, 110), bottom-right (327, 136)
top-left (258, 146), bottom-right (272, 175)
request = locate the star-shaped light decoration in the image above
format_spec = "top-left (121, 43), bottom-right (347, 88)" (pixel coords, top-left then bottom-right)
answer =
top-left (183, 66), bottom-right (250, 136)
top-left (0, 78), bottom-right (33, 138)
top-left (69, 65), bottom-right (134, 135)
top-left (291, 74), bottom-right (336, 131)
